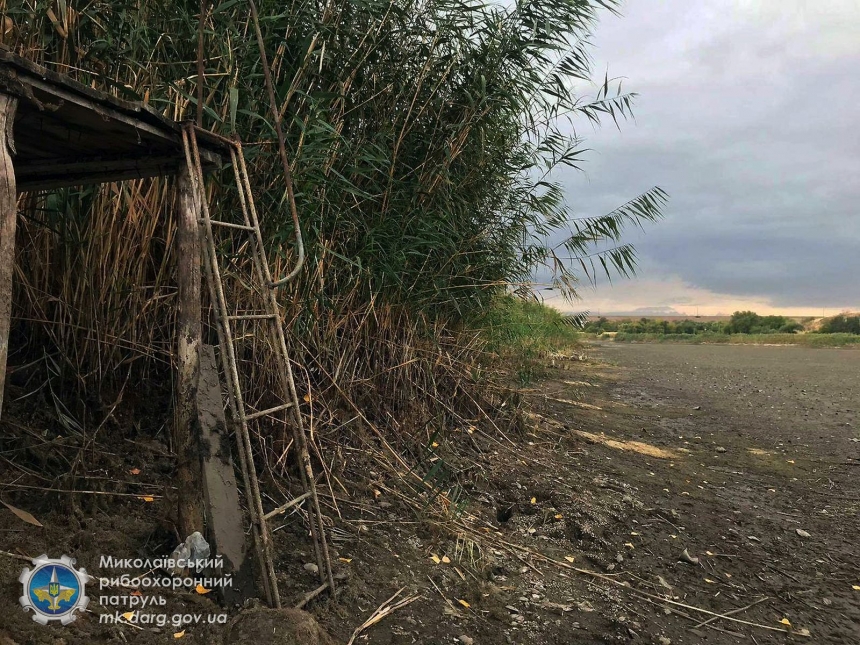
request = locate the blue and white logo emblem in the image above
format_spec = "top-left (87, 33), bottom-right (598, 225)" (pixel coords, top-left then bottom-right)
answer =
top-left (19, 554), bottom-right (91, 625)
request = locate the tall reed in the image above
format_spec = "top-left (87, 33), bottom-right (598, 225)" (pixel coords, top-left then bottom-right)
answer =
top-left (1, 0), bottom-right (664, 458)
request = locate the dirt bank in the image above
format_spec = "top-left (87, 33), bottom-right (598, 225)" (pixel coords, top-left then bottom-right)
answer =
top-left (1, 342), bottom-right (857, 644)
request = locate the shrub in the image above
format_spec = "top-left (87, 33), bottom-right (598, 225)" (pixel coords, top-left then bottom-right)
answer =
top-left (819, 315), bottom-right (860, 334)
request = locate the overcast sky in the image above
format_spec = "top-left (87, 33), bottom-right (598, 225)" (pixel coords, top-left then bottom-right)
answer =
top-left (543, 0), bottom-right (859, 316)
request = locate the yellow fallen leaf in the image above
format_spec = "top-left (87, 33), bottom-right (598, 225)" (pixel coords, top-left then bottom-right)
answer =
top-left (174, 631), bottom-right (186, 639)
top-left (624, 542), bottom-right (635, 549)
top-left (338, 557), bottom-right (352, 564)
top-left (431, 442), bottom-right (439, 448)
top-left (725, 573), bottom-right (732, 578)
top-left (467, 426), bottom-right (475, 434)
top-left (704, 578), bottom-right (715, 584)
top-left (373, 489), bottom-right (381, 498)
top-left (1, 500), bottom-right (43, 527)
top-left (122, 611), bottom-right (135, 621)
top-left (670, 534), bottom-right (678, 539)
top-left (195, 583), bottom-right (211, 595)
top-left (554, 514), bottom-right (563, 520)
top-left (705, 551), bottom-right (714, 556)
top-left (530, 497), bottom-right (537, 505)
top-left (303, 393), bottom-right (311, 402)
top-left (129, 468), bottom-right (141, 475)
top-left (852, 585), bottom-right (860, 591)
top-left (441, 556), bottom-right (451, 564)
top-left (787, 460), bottom-right (795, 464)
top-left (780, 618), bottom-right (791, 626)
top-left (564, 556), bottom-right (575, 563)
top-left (130, 590), bottom-right (142, 597)
top-left (140, 496), bottom-right (154, 503)
top-left (457, 599), bottom-right (470, 608)
top-left (430, 554), bottom-right (441, 564)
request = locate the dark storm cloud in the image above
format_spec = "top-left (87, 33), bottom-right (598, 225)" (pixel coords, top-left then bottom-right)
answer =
top-left (548, 1), bottom-right (860, 309)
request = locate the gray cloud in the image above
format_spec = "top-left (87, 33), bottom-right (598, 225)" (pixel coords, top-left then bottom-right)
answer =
top-left (547, 0), bottom-right (860, 310)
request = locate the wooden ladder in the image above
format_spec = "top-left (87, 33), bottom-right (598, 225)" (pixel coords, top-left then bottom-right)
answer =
top-left (181, 124), bottom-right (334, 608)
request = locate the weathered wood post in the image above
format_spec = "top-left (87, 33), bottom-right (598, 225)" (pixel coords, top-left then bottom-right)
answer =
top-left (0, 94), bottom-right (17, 420)
top-left (175, 163), bottom-right (205, 537)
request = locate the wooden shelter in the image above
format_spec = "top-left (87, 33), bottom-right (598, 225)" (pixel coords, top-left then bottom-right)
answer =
top-left (0, 50), bottom-right (224, 190)
top-left (0, 50), bottom-right (255, 601)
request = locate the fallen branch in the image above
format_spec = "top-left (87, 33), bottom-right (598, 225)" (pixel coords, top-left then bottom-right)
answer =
top-left (571, 565), bottom-right (797, 636)
top-left (468, 531), bottom-right (805, 638)
top-left (347, 587), bottom-right (420, 645)
top-left (694, 597), bottom-right (770, 629)
top-left (0, 549), bottom-right (30, 562)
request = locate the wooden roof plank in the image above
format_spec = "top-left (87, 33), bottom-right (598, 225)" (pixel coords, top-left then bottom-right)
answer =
top-left (0, 48), bottom-right (226, 190)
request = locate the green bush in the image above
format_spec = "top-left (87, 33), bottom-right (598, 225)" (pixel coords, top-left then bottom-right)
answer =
top-left (724, 311), bottom-right (798, 334)
top-left (476, 297), bottom-right (580, 355)
top-left (819, 315), bottom-right (860, 334)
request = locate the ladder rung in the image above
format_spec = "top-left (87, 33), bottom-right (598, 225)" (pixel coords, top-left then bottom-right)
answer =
top-left (263, 491), bottom-right (312, 520)
top-left (244, 401), bottom-right (294, 421)
top-left (227, 313), bottom-right (277, 321)
top-left (203, 219), bottom-right (255, 232)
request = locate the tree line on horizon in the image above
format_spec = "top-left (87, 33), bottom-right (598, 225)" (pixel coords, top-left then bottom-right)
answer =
top-left (583, 311), bottom-right (860, 336)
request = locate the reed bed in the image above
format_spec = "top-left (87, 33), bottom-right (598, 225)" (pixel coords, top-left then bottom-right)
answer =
top-left (1, 0), bottom-right (664, 486)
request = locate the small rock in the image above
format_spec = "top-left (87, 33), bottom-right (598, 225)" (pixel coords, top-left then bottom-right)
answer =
top-left (615, 553), bottom-right (624, 563)
top-left (458, 636), bottom-right (474, 645)
top-left (227, 608), bottom-right (336, 645)
top-left (823, 598), bottom-right (832, 606)
top-left (715, 446), bottom-right (727, 453)
top-left (303, 563), bottom-right (319, 574)
top-left (693, 406), bottom-right (701, 411)
top-left (659, 637), bottom-right (672, 645)
top-left (796, 529), bottom-right (811, 538)
top-left (679, 549), bottom-right (699, 565)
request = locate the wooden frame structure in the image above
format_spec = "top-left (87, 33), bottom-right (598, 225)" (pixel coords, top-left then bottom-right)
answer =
top-left (0, 51), bottom-right (254, 601)
top-left (0, 48), bottom-right (226, 423)
top-left (0, 50), bottom-right (224, 190)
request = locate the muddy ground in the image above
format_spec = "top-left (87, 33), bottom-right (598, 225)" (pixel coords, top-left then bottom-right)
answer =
top-left (0, 341), bottom-right (858, 644)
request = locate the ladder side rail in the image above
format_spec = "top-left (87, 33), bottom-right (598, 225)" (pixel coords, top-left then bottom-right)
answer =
top-left (183, 126), bottom-right (281, 607)
top-left (233, 144), bottom-right (335, 591)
